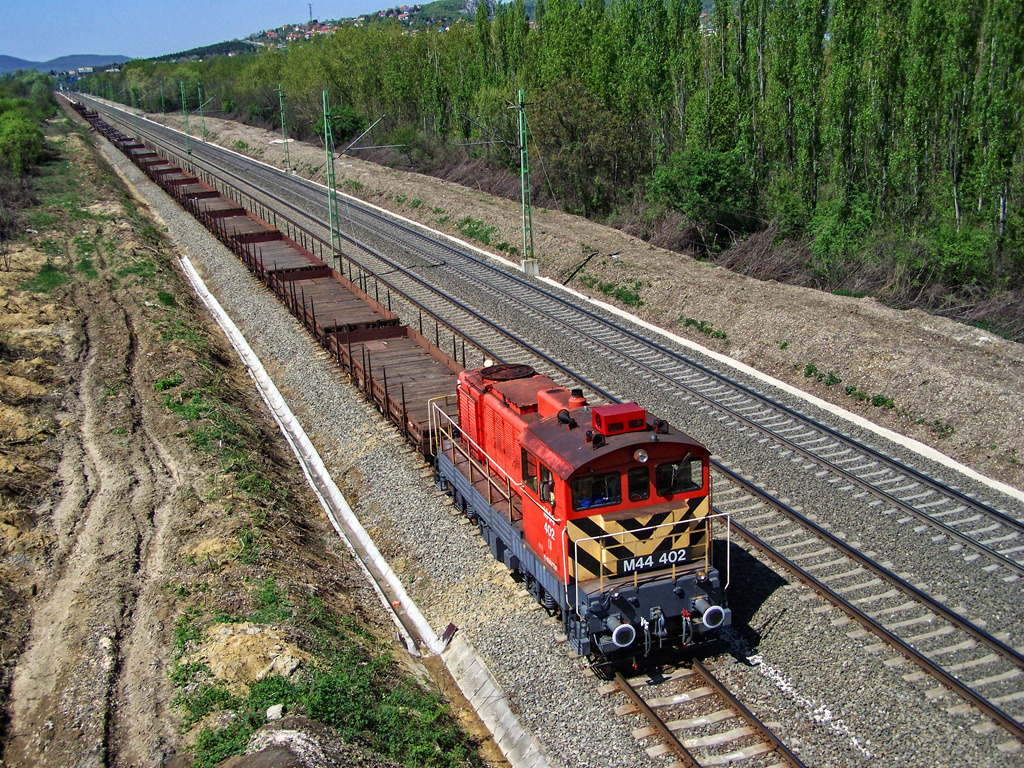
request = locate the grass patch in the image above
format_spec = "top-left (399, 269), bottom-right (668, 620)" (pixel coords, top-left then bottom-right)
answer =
top-left (161, 320), bottom-right (206, 346)
top-left (154, 372), bottom-right (184, 391)
top-left (833, 288), bottom-right (867, 299)
top-left (37, 238), bottom-right (64, 258)
top-left (157, 291), bottom-right (176, 306)
top-left (175, 596), bottom-right (481, 768)
top-left (681, 317), bottom-right (726, 338)
top-left (116, 259), bottom-right (156, 280)
top-left (20, 262), bottom-right (69, 293)
top-left (76, 257), bottom-right (98, 279)
top-left (249, 577), bottom-right (293, 624)
top-left (456, 216), bottom-right (498, 246)
top-left (173, 610), bottom-right (205, 656)
top-left (73, 234), bottom-right (97, 257)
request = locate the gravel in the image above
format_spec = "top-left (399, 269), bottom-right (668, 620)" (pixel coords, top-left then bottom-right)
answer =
top-left (90, 111), bottom-right (1024, 767)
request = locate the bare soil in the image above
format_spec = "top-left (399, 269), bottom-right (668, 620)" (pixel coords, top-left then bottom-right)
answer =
top-left (0, 114), bottom-right (425, 767)
top-left (160, 111), bottom-right (1024, 490)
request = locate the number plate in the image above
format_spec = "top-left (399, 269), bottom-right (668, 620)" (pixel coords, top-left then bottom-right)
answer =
top-left (616, 547), bottom-right (689, 576)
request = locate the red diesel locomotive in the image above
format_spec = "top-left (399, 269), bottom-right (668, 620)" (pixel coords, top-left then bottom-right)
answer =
top-left (431, 363), bottom-right (729, 657)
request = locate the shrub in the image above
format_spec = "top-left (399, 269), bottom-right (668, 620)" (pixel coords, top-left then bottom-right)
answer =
top-left (0, 109), bottom-right (44, 176)
top-left (649, 148), bottom-right (755, 238)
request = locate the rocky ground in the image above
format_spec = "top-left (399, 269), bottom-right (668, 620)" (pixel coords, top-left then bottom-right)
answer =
top-left (154, 110), bottom-right (1023, 492)
top-left (0, 111), bottom-right (484, 768)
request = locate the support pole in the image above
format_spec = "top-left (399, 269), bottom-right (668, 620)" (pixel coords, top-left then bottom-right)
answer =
top-left (516, 89), bottom-right (537, 276)
top-left (322, 90), bottom-right (343, 261)
top-left (181, 82), bottom-right (191, 155)
top-left (279, 83), bottom-right (291, 170)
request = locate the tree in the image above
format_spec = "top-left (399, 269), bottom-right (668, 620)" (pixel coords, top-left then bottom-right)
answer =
top-left (649, 147), bottom-right (756, 243)
top-left (0, 109), bottom-right (44, 176)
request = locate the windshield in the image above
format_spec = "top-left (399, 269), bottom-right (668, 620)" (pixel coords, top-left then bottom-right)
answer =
top-left (655, 458), bottom-right (703, 496)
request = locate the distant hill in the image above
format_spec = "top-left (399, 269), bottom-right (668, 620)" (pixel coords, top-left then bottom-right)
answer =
top-left (149, 40), bottom-right (259, 62)
top-left (0, 54), bottom-right (130, 75)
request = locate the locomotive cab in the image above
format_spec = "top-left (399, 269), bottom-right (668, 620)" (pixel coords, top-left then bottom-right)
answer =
top-left (519, 402), bottom-right (730, 655)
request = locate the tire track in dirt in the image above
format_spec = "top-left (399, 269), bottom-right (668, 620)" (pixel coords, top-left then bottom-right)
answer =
top-left (4, 281), bottom-right (182, 767)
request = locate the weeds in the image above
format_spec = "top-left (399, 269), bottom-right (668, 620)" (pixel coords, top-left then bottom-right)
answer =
top-left (871, 393), bottom-right (895, 409)
top-left (161, 320), bottom-right (205, 346)
top-left (76, 257), bottom-right (98, 279)
top-left (456, 216), bottom-right (498, 246)
top-left (235, 526), bottom-right (263, 564)
top-left (845, 385), bottom-right (870, 401)
top-left (681, 317), bottom-right (726, 339)
top-left (157, 291), bottom-right (176, 306)
top-left (37, 238), bottom-right (63, 258)
top-left (173, 610), bottom-right (204, 656)
top-left (249, 577), bottom-right (293, 624)
top-left (20, 262), bottom-right (68, 293)
top-left (178, 595), bottom-right (480, 768)
top-left (154, 372), bottom-right (184, 391)
top-left (918, 418), bottom-right (955, 438)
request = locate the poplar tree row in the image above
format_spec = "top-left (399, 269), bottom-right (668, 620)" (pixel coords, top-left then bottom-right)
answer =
top-left (89, 0), bottom-right (1023, 291)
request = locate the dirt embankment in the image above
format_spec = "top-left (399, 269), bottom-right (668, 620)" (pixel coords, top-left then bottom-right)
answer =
top-left (1, 112), bottom-right (471, 767)
top-left (153, 110), bottom-right (1023, 490)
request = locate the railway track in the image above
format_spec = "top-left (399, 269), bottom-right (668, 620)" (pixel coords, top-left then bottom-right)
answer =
top-left (78, 96), bottom-right (1024, 761)
top-left (81, 99), bottom-right (1024, 602)
top-left (601, 662), bottom-right (805, 767)
top-left (712, 464), bottom-right (1024, 750)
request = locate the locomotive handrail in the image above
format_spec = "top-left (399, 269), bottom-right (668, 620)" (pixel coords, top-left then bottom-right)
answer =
top-left (428, 397), bottom-right (554, 522)
top-left (429, 397), bottom-right (573, 612)
top-left (568, 511), bottom-right (732, 621)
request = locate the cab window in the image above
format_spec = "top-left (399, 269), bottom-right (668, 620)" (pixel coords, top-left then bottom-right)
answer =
top-left (627, 467), bottom-right (650, 501)
top-left (522, 449), bottom-right (538, 492)
top-left (655, 459), bottom-right (703, 496)
top-left (539, 464), bottom-right (555, 503)
top-left (572, 471), bottom-right (622, 511)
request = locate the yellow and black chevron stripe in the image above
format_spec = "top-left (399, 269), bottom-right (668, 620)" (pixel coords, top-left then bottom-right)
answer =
top-left (567, 496), bottom-right (709, 582)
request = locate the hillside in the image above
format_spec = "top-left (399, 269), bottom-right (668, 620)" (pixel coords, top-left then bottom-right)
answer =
top-left (0, 54), bottom-right (129, 74)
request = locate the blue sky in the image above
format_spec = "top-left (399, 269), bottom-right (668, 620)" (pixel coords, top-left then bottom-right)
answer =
top-left (1, 0), bottom-right (384, 62)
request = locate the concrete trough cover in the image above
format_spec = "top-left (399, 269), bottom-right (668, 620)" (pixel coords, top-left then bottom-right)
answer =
top-left (442, 635), bottom-right (552, 768)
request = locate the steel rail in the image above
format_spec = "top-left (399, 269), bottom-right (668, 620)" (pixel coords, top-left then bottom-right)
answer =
top-left (613, 671), bottom-right (701, 768)
top-left (727, 514), bottom-right (1024, 742)
top-left (712, 462), bottom-right (1024, 670)
top-left (690, 658), bottom-right (806, 768)
top-left (85, 98), bottom-right (618, 405)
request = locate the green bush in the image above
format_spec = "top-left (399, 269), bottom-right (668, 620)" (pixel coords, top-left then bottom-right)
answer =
top-left (649, 148), bottom-right (755, 237)
top-left (0, 109), bottom-right (45, 176)
top-left (807, 190), bottom-right (875, 280)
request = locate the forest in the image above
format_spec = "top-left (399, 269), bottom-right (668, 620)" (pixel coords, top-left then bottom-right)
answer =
top-left (82, 0), bottom-right (1023, 338)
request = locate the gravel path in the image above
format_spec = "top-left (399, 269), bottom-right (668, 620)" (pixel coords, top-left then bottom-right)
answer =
top-left (92, 120), bottom-right (1023, 767)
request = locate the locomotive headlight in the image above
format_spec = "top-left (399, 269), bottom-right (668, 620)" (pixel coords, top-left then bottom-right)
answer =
top-left (634, 449), bottom-right (649, 463)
